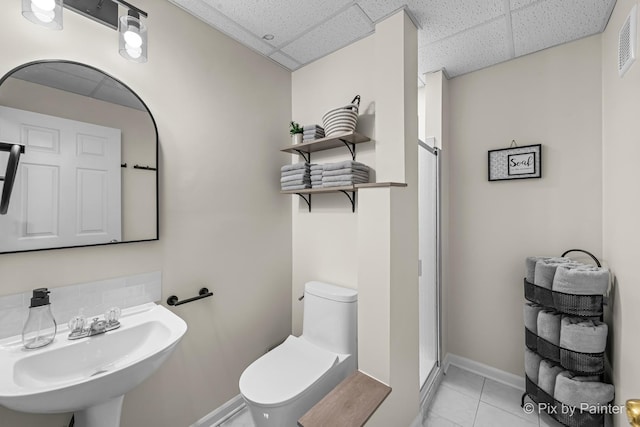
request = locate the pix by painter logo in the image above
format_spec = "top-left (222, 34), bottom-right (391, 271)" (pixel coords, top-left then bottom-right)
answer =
top-left (522, 402), bottom-right (625, 416)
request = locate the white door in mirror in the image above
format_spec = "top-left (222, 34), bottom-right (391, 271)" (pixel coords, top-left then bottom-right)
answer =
top-left (0, 106), bottom-right (122, 251)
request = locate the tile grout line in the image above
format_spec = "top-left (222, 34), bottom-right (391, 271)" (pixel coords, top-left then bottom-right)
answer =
top-left (471, 377), bottom-right (485, 426)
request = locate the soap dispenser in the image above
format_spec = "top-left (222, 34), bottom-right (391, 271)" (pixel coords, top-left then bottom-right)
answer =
top-left (22, 288), bottom-right (57, 349)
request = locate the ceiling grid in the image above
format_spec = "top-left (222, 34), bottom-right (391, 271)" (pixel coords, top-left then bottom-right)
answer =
top-left (168, 0), bottom-right (617, 78)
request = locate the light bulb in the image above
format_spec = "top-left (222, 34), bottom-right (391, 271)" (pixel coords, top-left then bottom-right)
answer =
top-left (126, 45), bottom-right (143, 59)
top-left (31, 4), bottom-right (55, 23)
top-left (31, 0), bottom-right (55, 11)
top-left (124, 30), bottom-right (143, 48)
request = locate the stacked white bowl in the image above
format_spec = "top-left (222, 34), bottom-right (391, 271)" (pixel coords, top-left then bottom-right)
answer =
top-left (322, 96), bottom-right (360, 136)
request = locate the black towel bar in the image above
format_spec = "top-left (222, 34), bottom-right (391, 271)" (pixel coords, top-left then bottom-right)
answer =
top-left (167, 288), bottom-right (213, 306)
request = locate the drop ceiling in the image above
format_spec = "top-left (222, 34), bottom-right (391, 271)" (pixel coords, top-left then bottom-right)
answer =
top-left (168, 0), bottom-right (616, 80)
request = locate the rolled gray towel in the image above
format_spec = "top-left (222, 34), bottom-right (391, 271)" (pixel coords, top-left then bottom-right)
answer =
top-left (525, 348), bottom-right (542, 383)
top-left (552, 264), bottom-right (609, 295)
top-left (323, 160), bottom-right (369, 171)
top-left (534, 257), bottom-right (577, 289)
top-left (526, 256), bottom-right (550, 283)
top-left (281, 162), bottom-right (310, 172)
top-left (524, 302), bottom-right (543, 333)
top-left (281, 174), bottom-right (310, 183)
top-left (538, 360), bottom-right (564, 396)
top-left (554, 374), bottom-right (614, 407)
top-left (560, 317), bottom-right (608, 353)
top-left (537, 309), bottom-right (562, 345)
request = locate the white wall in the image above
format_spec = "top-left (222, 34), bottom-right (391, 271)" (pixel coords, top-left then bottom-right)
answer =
top-left (601, 1), bottom-right (640, 426)
top-left (447, 34), bottom-right (603, 376)
top-left (0, 1), bottom-right (291, 426)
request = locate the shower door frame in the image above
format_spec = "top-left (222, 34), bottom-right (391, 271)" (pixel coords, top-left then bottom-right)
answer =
top-left (418, 139), bottom-right (442, 400)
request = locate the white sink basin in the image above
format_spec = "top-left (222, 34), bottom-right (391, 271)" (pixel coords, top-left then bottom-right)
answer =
top-left (0, 303), bottom-right (187, 426)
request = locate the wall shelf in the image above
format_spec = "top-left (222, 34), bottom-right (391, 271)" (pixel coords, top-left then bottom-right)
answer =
top-left (280, 131), bottom-right (371, 163)
top-left (282, 182), bottom-right (407, 213)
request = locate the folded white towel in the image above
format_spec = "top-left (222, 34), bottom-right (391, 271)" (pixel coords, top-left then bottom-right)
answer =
top-left (311, 183), bottom-right (323, 188)
top-left (310, 164), bottom-right (324, 171)
top-left (281, 174), bottom-right (310, 183)
top-left (524, 302), bottom-right (543, 334)
top-left (323, 160), bottom-right (369, 171)
top-left (303, 124), bottom-right (324, 132)
top-left (526, 256), bottom-right (550, 283)
top-left (560, 317), bottom-right (608, 353)
top-left (323, 167), bottom-right (370, 177)
top-left (282, 168), bottom-right (310, 177)
top-left (322, 181), bottom-right (357, 187)
top-left (537, 309), bottom-right (562, 346)
top-left (554, 374), bottom-right (614, 407)
top-left (281, 162), bottom-right (310, 172)
top-left (538, 360), bottom-right (564, 396)
top-left (552, 264), bottom-right (609, 295)
top-left (281, 184), bottom-right (310, 190)
top-left (534, 258), bottom-right (577, 289)
top-left (322, 174), bottom-right (369, 183)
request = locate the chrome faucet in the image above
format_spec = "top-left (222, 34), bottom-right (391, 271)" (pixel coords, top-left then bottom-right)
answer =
top-left (68, 308), bottom-right (121, 340)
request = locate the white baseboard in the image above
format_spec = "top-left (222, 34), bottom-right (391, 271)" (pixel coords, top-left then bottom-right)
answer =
top-left (443, 353), bottom-right (525, 391)
top-left (190, 394), bottom-right (246, 427)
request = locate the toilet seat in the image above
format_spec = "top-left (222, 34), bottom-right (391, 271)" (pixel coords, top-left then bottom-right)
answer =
top-left (239, 335), bottom-right (339, 407)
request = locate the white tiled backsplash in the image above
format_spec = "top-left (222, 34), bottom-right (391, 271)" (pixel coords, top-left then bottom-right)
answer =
top-left (0, 271), bottom-right (162, 339)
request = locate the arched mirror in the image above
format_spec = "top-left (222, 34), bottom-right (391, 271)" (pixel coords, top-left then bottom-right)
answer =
top-left (0, 60), bottom-right (158, 254)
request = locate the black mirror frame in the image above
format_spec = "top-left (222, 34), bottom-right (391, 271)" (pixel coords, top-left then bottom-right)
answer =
top-left (0, 59), bottom-right (159, 254)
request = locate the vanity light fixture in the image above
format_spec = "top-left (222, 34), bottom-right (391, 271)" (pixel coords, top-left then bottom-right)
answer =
top-left (21, 0), bottom-right (148, 63)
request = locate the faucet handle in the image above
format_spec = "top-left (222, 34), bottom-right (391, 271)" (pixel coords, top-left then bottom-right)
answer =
top-left (105, 307), bottom-right (121, 324)
top-left (67, 315), bottom-right (86, 332)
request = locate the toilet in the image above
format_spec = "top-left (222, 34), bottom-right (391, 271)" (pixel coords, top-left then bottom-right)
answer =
top-left (239, 281), bottom-right (357, 426)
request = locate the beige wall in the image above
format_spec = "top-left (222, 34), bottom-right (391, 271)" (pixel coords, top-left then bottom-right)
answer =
top-left (0, 1), bottom-right (291, 426)
top-left (447, 35), bottom-right (603, 376)
top-left (601, 1), bottom-right (640, 426)
top-left (291, 10), bottom-right (419, 426)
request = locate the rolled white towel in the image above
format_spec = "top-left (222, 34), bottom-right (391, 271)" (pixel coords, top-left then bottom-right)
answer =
top-left (537, 309), bottom-right (562, 346)
top-left (538, 360), bottom-right (564, 396)
top-left (534, 257), bottom-right (576, 289)
top-left (524, 302), bottom-right (543, 333)
top-left (554, 374), bottom-right (614, 408)
top-left (560, 317), bottom-right (608, 353)
top-left (552, 264), bottom-right (609, 295)
top-left (525, 348), bottom-right (542, 384)
top-left (525, 256), bottom-right (550, 283)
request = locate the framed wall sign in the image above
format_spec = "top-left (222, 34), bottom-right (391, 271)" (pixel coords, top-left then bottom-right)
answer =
top-left (488, 144), bottom-right (542, 181)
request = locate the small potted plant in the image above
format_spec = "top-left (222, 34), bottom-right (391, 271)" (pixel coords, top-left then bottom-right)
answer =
top-left (290, 121), bottom-right (303, 145)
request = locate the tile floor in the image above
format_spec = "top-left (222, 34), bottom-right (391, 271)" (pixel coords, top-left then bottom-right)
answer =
top-left (216, 365), bottom-right (564, 427)
top-left (426, 365), bottom-right (563, 427)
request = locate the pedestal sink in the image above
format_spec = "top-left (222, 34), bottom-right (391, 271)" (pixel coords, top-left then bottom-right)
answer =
top-left (0, 303), bottom-right (187, 427)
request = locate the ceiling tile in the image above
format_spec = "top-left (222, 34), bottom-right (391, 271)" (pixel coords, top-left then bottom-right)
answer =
top-left (357, 0), bottom-right (505, 44)
top-left (168, 0), bottom-right (275, 55)
top-left (512, 0), bottom-right (614, 56)
top-left (269, 51), bottom-right (301, 70)
top-left (202, 0), bottom-right (354, 48)
top-left (281, 6), bottom-right (374, 65)
top-left (419, 17), bottom-right (510, 77)
top-left (510, 0), bottom-right (541, 11)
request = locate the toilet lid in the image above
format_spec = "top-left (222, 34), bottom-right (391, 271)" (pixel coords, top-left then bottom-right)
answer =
top-left (239, 336), bottom-right (339, 407)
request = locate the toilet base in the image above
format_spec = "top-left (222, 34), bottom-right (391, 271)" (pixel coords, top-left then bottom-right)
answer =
top-left (243, 356), bottom-right (354, 427)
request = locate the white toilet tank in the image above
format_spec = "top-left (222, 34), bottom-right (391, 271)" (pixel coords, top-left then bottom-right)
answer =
top-left (302, 281), bottom-right (357, 356)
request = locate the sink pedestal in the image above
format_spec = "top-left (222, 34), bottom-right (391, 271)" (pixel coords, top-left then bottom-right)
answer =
top-left (74, 395), bottom-right (124, 427)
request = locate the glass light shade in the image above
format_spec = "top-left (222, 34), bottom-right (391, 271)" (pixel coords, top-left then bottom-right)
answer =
top-left (22, 0), bottom-right (62, 30)
top-left (119, 15), bottom-right (147, 63)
